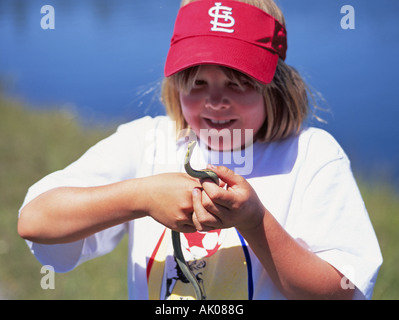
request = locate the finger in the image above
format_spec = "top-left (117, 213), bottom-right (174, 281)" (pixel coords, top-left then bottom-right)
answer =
top-left (192, 213), bottom-right (218, 232)
top-left (192, 188), bottom-right (221, 231)
top-left (201, 178), bottom-right (235, 209)
top-left (199, 176), bottom-right (226, 189)
top-left (207, 165), bottom-right (245, 187)
top-left (201, 187), bottom-right (230, 216)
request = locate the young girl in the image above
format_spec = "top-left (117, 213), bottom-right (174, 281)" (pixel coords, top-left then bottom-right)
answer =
top-left (18, 0), bottom-right (382, 300)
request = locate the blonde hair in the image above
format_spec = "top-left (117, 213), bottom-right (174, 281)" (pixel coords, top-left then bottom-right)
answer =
top-left (161, 0), bottom-right (313, 142)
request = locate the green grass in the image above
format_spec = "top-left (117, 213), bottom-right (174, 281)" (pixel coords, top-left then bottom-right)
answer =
top-left (0, 95), bottom-right (128, 299)
top-left (0, 94), bottom-right (398, 299)
top-left (359, 181), bottom-right (399, 300)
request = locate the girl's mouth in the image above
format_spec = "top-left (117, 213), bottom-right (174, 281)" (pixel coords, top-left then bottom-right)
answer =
top-left (204, 118), bottom-right (237, 129)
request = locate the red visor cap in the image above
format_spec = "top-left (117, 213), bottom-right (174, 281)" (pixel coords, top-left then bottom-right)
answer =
top-left (164, 0), bottom-right (287, 84)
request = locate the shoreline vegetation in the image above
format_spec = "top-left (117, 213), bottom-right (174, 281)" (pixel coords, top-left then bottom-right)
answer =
top-left (1, 94), bottom-right (397, 300)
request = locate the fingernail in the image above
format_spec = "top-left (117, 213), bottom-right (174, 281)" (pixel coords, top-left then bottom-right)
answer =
top-left (192, 188), bottom-right (200, 196)
top-left (207, 164), bottom-right (216, 170)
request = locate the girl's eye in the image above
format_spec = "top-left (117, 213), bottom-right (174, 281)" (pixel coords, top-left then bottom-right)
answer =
top-left (194, 79), bottom-right (207, 87)
top-left (230, 80), bottom-right (255, 91)
top-left (227, 81), bottom-right (244, 91)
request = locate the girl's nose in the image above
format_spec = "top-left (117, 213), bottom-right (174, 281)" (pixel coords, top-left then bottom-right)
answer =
top-left (205, 89), bottom-right (230, 110)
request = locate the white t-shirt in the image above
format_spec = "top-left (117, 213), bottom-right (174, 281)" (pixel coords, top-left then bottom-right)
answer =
top-left (20, 116), bottom-right (382, 299)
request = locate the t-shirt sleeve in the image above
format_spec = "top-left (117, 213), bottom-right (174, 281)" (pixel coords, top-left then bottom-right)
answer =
top-left (289, 130), bottom-right (383, 299)
top-left (25, 225), bottom-right (128, 273)
top-left (19, 116), bottom-right (158, 272)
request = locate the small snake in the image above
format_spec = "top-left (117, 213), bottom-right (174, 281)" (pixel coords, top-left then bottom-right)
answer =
top-left (171, 140), bottom-right (219, 300)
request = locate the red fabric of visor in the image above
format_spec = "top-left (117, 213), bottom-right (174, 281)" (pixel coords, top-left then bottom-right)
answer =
top-left (164, 0), bottom-right (287, 84)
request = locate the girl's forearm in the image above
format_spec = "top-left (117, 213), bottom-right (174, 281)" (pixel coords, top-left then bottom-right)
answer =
top-left (18, 179), bottom-right (148, 244)
top-left (239, 209), bottom-right (355, 300)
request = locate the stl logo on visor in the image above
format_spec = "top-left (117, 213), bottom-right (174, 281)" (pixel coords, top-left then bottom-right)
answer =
top-left (209, 2), bottom-right (235, 33)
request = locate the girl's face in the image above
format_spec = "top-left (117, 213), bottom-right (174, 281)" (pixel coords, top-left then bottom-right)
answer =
top-left (180, 65), bottom-right (266, 151)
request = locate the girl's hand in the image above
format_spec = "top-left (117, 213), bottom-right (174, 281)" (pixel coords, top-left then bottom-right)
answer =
top-left (191, 165), bottom-right (265, 232)
top-left (141, 173), bottom-right (201, 233)
top-left (18, 173), bottom-right (201, 244)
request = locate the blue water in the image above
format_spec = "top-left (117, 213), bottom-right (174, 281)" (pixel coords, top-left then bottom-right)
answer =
top-left (1, 0), bottom-right (399, 186)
